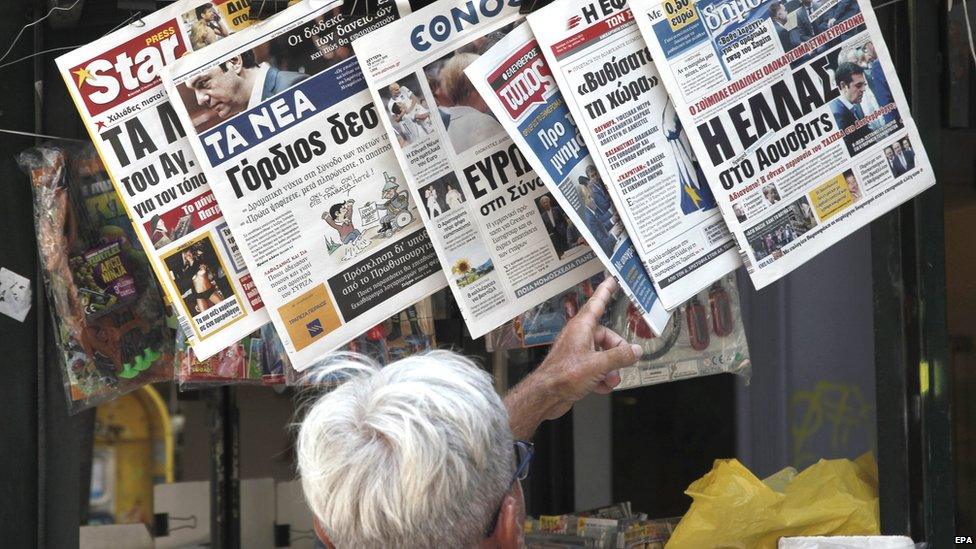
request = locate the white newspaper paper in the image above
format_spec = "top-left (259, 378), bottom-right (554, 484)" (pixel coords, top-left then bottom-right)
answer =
top-left (162, 0), bottom-right (446, 370)
top-left (56, 0), bottom-right (266, 359)
top-left (465, 23), bottom-right (670, 335)
top-left (528, 0), bottom-right (740, 309)
top-left (630, 0), bottom-right (936, 288)
top-left (353, 0), bottom-right (605, 337)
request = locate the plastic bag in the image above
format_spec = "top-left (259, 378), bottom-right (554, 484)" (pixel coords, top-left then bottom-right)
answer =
top-left (666, 453), bottom-right (880, 549)
top-left (18, 142), bottom-right (173, 413)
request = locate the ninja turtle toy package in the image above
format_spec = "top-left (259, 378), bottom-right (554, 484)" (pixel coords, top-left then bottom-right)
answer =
top-left (487, 273), bottom-right (750, 389)
top-left (18, 142), bottom-right (174, 413)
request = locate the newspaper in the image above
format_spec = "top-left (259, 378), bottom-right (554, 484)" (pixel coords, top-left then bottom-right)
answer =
top-left (465, 23), bottom-right (671, 336)
top-left (353, 0), bottom-right (606, 338)
top-left (526, 1), bottom-right (740, 309)
top-left (161, 0), bottom-right (447, 370)
top-left (56, 0), bottom-right (267, 359)
top-left (629, 0), bottom-right (935, 288)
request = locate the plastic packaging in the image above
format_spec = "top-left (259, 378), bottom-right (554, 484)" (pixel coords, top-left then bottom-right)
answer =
top-left (285, 297), bottom-right (437, 385)
top-left (487, 272), bottom-right (750, 388)
top-left (486, 274), bottom-right (605, 351)
top-left (667, 453), bottom-right (881, 548)
top-left (18, 142), bottom-right (173, 413)
top-left (609, 272), bottom-right (751, 389)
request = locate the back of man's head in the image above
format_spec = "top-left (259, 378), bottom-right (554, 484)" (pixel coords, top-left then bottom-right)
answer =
top-left (296, 351), bottom-right (514, 548)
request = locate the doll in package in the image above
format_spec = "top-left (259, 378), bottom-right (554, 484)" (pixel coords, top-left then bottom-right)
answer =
top-left (18, 142), bottom-right (173, 412)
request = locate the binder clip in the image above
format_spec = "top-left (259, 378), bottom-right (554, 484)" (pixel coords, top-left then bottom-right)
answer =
top-left (152, 513), bottom-right (198, 537)
top-left (274, 523), bottom-right (317, 546)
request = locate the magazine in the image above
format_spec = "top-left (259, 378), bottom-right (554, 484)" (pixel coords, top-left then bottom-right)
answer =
top-left (527, 0), bottom-right (740, 309)
top-left (352, 0), bottom-right (605, 338)
top-left (629, 0), bottom-right (935, 288)
top-left (56, 0), bottom-right (268, 359)
top-left (162, 0), bottom-right (446, 370)
top-left (466, 23), bottom-right (671, 336)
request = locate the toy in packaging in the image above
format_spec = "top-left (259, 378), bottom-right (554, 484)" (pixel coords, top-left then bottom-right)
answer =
top-left (487, 273), bottom-right (751, 389)
top-left (18, 142), bottom-right (173, 412)
top-left (286, 297), bottom-right (437, 385)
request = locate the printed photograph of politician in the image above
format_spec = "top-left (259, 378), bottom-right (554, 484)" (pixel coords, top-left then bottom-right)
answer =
top-left (747, 196), bottom-right (818, 261)
top-left (163, 235), bottom-right (236, 317)
top-left (884, 135), bottom-right (917, 178)
top-left (762, 183), bottom-right (781, 206)
top-left (421, 23), bottom-right (518, 155)
top-left (768, 0), bottom-right (862, 55)
top-left (828, 39), bottom-right (903, 155)
top-left (377, 74), bottom-right (436, 147)
top-left (572, 163), bottom-right (625, 257)
top-left (181, 2), bottom-right (233, 51)
top-left (175, 8), bottom-right (360, 133)
top-left (418, 173), bottom-right (465, 219)
top-left (535, 192), bottom-right (581, 261)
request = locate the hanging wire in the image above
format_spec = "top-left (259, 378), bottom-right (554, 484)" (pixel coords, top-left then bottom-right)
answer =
top-left (0, 9), bottom-right (142, 71)
top-left (959, 0), bottom-right (976, 68)
top-left (0, 0), bottom-right (83, 66)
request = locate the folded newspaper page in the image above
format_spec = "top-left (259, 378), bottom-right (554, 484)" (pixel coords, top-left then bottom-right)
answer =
top-left (162, 0), bottom-right (447, 370)
top-left (56, 0), bottom-right (267, 359)
top-left (353, 0), bottom-right (605, 337)
top-left (630, 0), bottom-right (935, 288)
top-left (465, 23), bottom-right (670, 335)
top-left (527, 1), bottom-right (740, 309)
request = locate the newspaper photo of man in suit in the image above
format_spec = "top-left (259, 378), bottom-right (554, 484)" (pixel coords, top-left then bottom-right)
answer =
top-left (829, 62), bottom-right (880, 153)
top-left (769, 1), bottom-right (798, 52)
top-left (181, 49), bottom-right (310, 133)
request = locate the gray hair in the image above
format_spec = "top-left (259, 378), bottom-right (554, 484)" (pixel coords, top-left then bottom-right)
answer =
top-left (296, 351), bottom-right (514, 548)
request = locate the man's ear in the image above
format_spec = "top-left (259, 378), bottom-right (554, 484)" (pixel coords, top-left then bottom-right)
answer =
top-left (483, 492), bottom-right (522, 549)
top-left (230, 55), bottom-right (244, 74)
top-left (313, 517), bottom-right (334, 549)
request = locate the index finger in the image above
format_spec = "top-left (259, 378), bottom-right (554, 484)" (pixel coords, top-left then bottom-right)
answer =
top-left (577, 276), bottom-right (618, 324)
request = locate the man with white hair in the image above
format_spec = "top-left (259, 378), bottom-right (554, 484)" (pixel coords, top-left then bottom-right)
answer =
top-left (297, 277), bottom-right (642, 548)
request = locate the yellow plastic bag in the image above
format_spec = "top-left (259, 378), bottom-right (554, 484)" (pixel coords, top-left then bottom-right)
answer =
top-left (666, 453), bottom-right (879, 549)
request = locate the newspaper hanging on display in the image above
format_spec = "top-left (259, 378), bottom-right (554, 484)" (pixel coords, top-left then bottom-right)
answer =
top-left (465, 23), bottom-right (670, 335)
top-left (527, 0), bottom-right (740, 309)
top-left (56, 0), bottom-right (267, 359)
top-left (353, 0), bottom-right (606, 337)
top-left (162, 0), bottom-right (447, 370)
top-left (630, 0), bottom-right (935, 288)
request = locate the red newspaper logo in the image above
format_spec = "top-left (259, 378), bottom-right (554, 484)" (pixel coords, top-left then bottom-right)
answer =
top-left (68, 20), bottom-right (186, 117)
top-left (567, 15), bottom-right (582, 29)
top-left (489, 43), bottom-right (554, 120)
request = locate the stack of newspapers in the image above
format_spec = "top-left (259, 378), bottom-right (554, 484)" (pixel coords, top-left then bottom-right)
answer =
top-left (524, 502), bottom-right (679, 548)
top-left (54, 0), bottom-right (934, 383)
